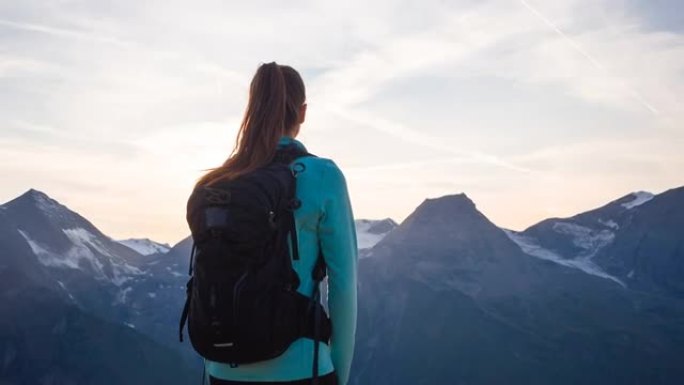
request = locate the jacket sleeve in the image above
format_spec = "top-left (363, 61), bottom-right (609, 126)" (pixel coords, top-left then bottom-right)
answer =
top-left (318, 160), bottom-right (358, 385)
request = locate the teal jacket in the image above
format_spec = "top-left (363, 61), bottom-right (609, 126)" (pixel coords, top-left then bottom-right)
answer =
top-left (207, 136), bottom-right (358, 385)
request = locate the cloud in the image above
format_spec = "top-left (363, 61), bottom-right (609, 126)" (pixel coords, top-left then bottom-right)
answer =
top-left (1, 0), bottom-right (682, 243)
top-left (0, 54), bottom-right (57, 77)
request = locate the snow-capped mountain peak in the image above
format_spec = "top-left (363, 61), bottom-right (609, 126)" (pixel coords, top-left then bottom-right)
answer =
top-left (621, 191), bottom-right (654, 209)
top-left (3, 189), bottom-right (147, 286)
top-left (117, 238), bottom-right (171, 256)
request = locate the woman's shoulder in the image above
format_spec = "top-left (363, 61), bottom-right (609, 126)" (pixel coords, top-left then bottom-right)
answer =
top-left (296, 155), bottom-right (345, 179)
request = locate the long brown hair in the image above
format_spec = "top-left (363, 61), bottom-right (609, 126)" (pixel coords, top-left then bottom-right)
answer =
top-left (196, 62), bottom-right (306, 187)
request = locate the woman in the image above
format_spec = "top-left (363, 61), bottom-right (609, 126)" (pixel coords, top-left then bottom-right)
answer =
top-left (193, 62), bottom-right (358, 385)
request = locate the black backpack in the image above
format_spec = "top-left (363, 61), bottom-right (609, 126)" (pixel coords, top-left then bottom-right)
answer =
top-left (179, 144), bottom-right (331, 369)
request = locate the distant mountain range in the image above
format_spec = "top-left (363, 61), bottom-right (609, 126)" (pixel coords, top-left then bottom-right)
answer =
top-left (1, 186), bottom-right (683, 385)
top-left (352, 187), bottom-right (684, 385)
top-left (117, 238), bottom-right (171, 256)
top-left (0, 189), bottom-right (397, 384)
top-left (355, 218), bottom-right (398, 257)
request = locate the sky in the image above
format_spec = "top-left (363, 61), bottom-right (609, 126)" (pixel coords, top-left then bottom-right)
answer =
top-left (1, 0), bottom-right (682, 246)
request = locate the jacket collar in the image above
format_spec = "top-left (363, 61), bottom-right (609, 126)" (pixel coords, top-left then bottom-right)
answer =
top-left (277, 135), bottom-right (307, 152)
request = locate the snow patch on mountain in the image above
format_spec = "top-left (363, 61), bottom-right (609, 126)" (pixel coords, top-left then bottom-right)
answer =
top-left (63, 228), bottom-right (114, 257)
top-left (117, 238), bottom-right (170, 256)
top-left (56, 280), bottom-right (76, 302)
top-left (18, 229), bottom-right (82, 269)
top-left (622, 191), bottom-right (654, 209)
top-left (551, 222), bottom-right (615, 258)
top-left (165, 266), bottom-right (184, 277)
top-left (356, 228), bottom-right (387, 250)
top-left (504, 230), bottom-right (625, 287)
top-left (17, 227), bottom-right (142, 286)
top-left (115, 287), bottom-right (133, 304)
top-left (61, 228), bottom-right (108, 272)
top-left (598, 219), bottom-right (619, 230)
top-left (62, 227), bottom-right (142, 285)
top-left (355, 219), bottom-right (397, 253)
top-left (31, 189), bottom-right (61, 211)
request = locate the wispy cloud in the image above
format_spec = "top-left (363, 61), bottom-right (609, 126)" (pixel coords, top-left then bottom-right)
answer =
top-left (0, 18), bottom-right (134, 48)
top-left (0, 54), bottom-right (56, 77)
top-left (1, 0), bottom-right (682, 243)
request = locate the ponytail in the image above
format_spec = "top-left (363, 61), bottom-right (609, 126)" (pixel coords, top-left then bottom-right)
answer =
top-left (196, 62), bottom-right (306, 187)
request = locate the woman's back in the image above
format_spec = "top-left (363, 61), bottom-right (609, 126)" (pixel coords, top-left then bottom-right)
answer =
top-left (189, 62), bottom-right (357, 385)
top-left (204, 137), bottom-right (357, 385)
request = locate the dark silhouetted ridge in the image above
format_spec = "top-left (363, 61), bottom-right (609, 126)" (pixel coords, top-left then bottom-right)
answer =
top-left (382, 193), bottom-right (504, 248)
top-left (3, 188), bottom-right (60, 210)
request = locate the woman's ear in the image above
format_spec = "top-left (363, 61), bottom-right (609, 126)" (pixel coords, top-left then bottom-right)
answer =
top-left (298, 103), bottom-right (307, 125)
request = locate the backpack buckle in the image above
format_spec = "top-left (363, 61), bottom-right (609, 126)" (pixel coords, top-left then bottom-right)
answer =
top-left (291, 162), bottom-right (306, 177)
top-left (268, 211), bottom-right (277, 229)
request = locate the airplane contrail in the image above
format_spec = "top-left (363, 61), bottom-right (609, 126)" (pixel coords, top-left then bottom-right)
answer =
top-left (519, 0), bottom-right (660, 116)
top-left (326, 105), bottom-right (536, 174)
top-left (0, 19), bottom-right (134, 48)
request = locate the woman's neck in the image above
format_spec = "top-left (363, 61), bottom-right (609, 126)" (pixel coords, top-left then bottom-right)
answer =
top-left (284, 125), bottom-right (300, 138)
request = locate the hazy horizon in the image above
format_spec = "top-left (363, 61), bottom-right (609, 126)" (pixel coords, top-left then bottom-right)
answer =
top-left (2, 184), bottom-right (679, 247)
top-left (2, 0), bottom-right (682, 245)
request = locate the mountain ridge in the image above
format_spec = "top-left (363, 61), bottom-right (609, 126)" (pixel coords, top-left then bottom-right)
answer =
top-left (3, 186), bottom-right (684, 385)
top-left (352, 188), bottom-right (684, 385)
top-left (509, 185), bottom-right (684, 296)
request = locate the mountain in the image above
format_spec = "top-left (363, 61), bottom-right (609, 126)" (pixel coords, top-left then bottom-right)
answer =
top-left (0, 188), bottom-right (399, 371)
top-left (1, 189), bottom-right (145, 277)
top-left (0, 278), bottom-right (195, 385)
top-left (117, 238), bottom-right (171, 256)
top-left (122, 236), bottom-right (192, 350)
top-left (0, 189), bottom-right (145, 319)
top-left (511, 190), bottom-right (652, 260)
top-left (355, 218), bottom-right (397, 258)
top-left (509, 188), bottom-right (684, 298)
top-left (5, 186), bottom-right (684, 384)
top-left (595, 187), bottom-right (684, 298)
top-left (351, 193), bottom-right (684, 385)
top-left (0, 189), bottom-right (201, 380)
top-left (0, 205), bottom-right (195, 384)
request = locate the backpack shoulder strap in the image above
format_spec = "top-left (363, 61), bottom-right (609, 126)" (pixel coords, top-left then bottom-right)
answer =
top-left (272, 143), bottom-right (316, 165)
top-left (274, 143), bottom-right (330, 383)
top-left (273, 143), bottom-right (316, 262)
